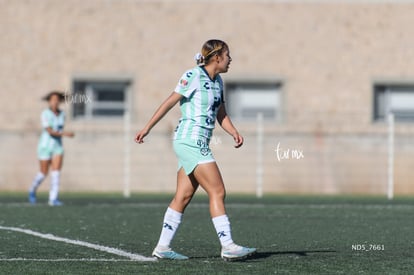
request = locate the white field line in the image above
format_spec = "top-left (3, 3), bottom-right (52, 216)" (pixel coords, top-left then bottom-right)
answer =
top-left (0, 226), bottom-right (156, 262)
top-left (0, 202), bottom-right (413, 210)
top-left (0, 258), bottom-right (145, 262)
top-left (0, 258), bottom-right (139, 262)
top-left (88, 202), bottom-right (414, 210)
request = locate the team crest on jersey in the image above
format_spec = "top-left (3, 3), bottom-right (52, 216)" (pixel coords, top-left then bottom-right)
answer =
top-left (179, 79), bottom-right (188, 87)
top-left (200, 148), bottom-right (211, 156)
top-left (197, 139), bottom-right (211, 156)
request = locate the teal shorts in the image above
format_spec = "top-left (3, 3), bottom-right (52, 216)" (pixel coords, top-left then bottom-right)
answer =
top-left (37, 142), bottom-right (64, 160)
top-left (173, 138), bottom-right (215, 175)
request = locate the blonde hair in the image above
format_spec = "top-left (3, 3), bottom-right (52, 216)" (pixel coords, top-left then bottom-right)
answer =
top-left (195, 39), bottom-right (229, 65)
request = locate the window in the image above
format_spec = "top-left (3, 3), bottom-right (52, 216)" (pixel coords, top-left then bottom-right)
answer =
top-left (225, 82), bottom-right (282, 121)
top-left (374, 84), bottom-right (414, 122)
top-left (72, 79), bottom-right (131, 119)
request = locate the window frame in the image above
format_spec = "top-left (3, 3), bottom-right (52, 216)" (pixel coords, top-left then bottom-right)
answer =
top-left (373, 81), bottom-right (414, 123)
top-left (71, 75), bottom-right (133, 121)
top-left (224, 79), bottom-right (283, 123)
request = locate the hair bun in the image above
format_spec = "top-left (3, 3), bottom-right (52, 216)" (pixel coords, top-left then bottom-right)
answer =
top-left (194, 53), bottom-right (204, 65)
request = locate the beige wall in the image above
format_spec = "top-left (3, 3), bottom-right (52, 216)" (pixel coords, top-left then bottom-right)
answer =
top-left (1, 0), bottom-right (414, 194)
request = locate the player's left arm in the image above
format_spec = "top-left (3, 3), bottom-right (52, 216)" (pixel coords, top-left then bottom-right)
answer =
top-left (217, 104), bottom-right (243, 148)
top-left (135, 92), bottom-right (182, 144)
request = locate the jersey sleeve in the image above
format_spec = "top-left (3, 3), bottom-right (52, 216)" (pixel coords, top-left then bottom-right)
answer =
top-left (174, 68), bottom-right (199, 98)
top-left (41, 110), bottom-right (51, 128)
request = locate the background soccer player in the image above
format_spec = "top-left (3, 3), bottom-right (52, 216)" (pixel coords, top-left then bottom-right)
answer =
top-left (28, 91), bottom-right (74, 206)
top-left (135, 39), bottom-right (256, 261)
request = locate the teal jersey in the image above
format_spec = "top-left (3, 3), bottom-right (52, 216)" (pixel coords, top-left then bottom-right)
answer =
top-left (38, 108), bottom-right (65, 148)
top-left (173, 66), bottom-right (224, 141)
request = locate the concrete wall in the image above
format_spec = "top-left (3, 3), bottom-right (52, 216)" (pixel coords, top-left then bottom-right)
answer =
top-left (1, 0), bottom-right (414, 194)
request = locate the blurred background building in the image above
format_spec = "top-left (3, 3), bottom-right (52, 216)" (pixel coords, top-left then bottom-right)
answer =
top-left (1, 0), bottom-right (413, 195)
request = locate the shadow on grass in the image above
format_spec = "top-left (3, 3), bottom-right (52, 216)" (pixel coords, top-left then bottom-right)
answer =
top-left (191, 249), bottom-right (336, 261)
top-left (251, 249), bottom-right (336, 260)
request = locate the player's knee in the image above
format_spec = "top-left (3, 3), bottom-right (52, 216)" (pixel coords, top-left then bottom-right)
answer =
top-left (211, 185), bottom-right (226, 200)
top-left (40, 169), bottom-right (49, 177)
top-left (173, 191), bottom-right (193, 206)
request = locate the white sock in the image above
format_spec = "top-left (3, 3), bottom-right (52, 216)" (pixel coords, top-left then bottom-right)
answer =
top-left (212, 215), bottom-right (234, 247)
top-left (29, 172), bottom-right (45, 193)
top-left (49, 171), bottom-right (60, 202)
top-left (156, 207), bottom-right (183, 249)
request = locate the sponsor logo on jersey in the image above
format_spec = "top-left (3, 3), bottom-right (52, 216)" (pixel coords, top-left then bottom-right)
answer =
top-left (179, 79), bottom-right (188, 87)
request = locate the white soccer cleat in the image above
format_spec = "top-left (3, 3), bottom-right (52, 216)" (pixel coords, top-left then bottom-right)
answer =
top-left (48, 200), bottom-right (63, 206)
top-left (221, 243), bottom-right (257, 261)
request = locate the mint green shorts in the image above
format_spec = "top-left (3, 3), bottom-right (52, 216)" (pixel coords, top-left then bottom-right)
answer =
top-left (173, 138), bottom-right (215, 175)
top-left (37, 143), bottom-right (64, 160)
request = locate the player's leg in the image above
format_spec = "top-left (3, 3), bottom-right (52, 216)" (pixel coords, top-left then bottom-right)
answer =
top-left (29, 145), bottom-right (52, 204)
top-left (48, 154), bottom-right (63, 206)
top-left (193, 162), bottom-right (229, 242)
top-left (193, 162), bottom-right (256, 261)
top-left (153, 168), bottom-right (198, 260)
top-left (193, 162), bottom-right (226, 216)
top-left (170, 169), bottom-right (199, 213)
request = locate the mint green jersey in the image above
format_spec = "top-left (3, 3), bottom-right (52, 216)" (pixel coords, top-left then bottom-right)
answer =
top-left (173, 66), bottom-right (224, 141)
top-left (38, 109), bottom-right (65, 149)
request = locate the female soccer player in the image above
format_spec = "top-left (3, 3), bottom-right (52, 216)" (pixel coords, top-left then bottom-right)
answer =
top-left (28, 91), bottom-right (74, 206)
top-left (135, 39), bottom-right (256, 261)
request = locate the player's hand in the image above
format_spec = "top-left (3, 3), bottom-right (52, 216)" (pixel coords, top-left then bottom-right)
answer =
top-left (233, 132), bottom-right (244, 148)
top-left (135, 128), bottom-right (149, 144)
top-left (65, 131), bottom-right (75, 138)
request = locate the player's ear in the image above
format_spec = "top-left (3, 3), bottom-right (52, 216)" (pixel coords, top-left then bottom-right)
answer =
top-left (215, 53), bottom-right (221, 63)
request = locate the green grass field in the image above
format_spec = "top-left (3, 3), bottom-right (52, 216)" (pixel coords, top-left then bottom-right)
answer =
top-left (0, 193), bottom-right (413, 275)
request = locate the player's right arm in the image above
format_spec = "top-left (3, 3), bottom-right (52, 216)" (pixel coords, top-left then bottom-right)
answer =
top-left (45, 128), bottom-right (74, 138)
top-left (135, 92), bottom-right (182, 144)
